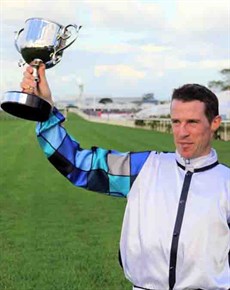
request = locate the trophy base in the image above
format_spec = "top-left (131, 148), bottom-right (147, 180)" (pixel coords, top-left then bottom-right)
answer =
top-left (1, 91), bottom-right (52, 121)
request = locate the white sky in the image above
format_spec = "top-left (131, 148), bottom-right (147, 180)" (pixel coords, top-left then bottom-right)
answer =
top-left (0, 0), bottom-right (229, 102)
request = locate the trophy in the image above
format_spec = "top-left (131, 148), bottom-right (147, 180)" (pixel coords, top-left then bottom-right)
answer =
top-left (1, 18), bottom-right (81, 121)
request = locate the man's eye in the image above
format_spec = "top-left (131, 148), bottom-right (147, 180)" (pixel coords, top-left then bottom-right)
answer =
top-left (171, 120), bottom-right (179, 124)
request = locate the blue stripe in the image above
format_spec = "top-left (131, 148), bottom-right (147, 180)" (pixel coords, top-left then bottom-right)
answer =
top-left (92, 148), bottom-right (109, 171)
top-left (75, 149), bottom-right (93, 171)
top-left (109, 175), bottom-right (130, 197)
top-left (130, 151), bottom-right (150, 175)
top-left (41, 125), bottom-right (66, 150)
top-left (37, 136), bottom-right (55, 157)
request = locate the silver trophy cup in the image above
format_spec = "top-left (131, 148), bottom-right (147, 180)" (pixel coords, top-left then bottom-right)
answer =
top-left (1, 18), bottom-right (81, 121)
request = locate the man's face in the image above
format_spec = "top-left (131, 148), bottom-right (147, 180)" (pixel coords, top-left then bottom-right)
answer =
top-left (171, 99), bottom-right (221, 159)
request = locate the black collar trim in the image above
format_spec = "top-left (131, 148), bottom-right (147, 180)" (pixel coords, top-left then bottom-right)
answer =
top-left (176, 160), bottom-right (219, 172)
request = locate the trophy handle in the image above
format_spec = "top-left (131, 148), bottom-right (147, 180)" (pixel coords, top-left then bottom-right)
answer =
top-left (50, 25), bottom-right (82, 65)
top-left (14, 28), bottom-right (24, 53)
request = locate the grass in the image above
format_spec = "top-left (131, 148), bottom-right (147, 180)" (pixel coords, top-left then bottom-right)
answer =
top-left (0, 112), bottom-right (229, 290)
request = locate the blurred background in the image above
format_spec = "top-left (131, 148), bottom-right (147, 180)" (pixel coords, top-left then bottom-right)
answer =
top-left (1, 0), bottom-right (229, 103)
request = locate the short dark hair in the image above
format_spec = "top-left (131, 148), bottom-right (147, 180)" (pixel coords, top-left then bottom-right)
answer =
top-left (171, 84), bottom-right (219, 123)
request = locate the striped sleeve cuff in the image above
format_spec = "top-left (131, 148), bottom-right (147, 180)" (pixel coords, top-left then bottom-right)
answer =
top-left (36, 107), bottom-right (65, 135)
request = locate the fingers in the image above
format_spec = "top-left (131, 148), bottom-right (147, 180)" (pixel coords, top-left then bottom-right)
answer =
top-left (20, 63), bottom-right (52, 102)
top-left (20, 70), bottom-right (36, 93)
top-left (20, 65), bottom-right (39, 93)
top-left (21, 86), bottom-right (36, 95)
top-left (37, 63), bottom-right (46, 76)
top-left (20, 81), bottom-right (36, 94)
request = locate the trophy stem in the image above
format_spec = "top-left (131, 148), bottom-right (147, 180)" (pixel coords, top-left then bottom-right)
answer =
top-left (31, 59), bottom-right (43, 82)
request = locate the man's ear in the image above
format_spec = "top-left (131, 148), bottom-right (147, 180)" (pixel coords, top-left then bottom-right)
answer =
top-left (211, 115), bottom-right (222, 132)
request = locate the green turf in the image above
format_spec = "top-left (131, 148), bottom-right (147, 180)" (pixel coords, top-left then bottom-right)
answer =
top-left (0, 112), bottom-right (229, 290)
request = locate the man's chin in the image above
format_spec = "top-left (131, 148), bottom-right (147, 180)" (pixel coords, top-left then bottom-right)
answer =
top-left (178, 150), bottom-right (194, 160)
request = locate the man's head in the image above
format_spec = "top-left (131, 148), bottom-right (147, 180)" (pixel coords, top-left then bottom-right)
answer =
top-left (170, 84), bottom-right (221, 159)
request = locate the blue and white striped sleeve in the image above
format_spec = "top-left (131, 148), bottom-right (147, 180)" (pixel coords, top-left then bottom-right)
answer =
top-left (36, 107), bottom-right (151, 197)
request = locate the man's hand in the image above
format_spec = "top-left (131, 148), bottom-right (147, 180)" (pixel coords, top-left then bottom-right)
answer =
top-left (20, 63), bottom-right (53, 106)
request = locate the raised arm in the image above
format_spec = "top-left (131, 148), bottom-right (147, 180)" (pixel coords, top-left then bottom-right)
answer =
top-left (21, 64), bottom-right (151, 197)
top-left (36, 108), bottom-right (151, 197)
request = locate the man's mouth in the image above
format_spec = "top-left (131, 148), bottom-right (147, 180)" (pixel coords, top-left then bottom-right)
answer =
top-left (178, 142), bottom-right (193, 148)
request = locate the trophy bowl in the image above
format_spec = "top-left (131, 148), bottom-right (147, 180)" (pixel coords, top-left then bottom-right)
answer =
top-left (1, 18), bottom-right (81, 121)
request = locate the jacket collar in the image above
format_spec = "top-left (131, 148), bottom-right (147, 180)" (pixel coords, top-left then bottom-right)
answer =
top-left (175, 149), bottom-right (219, 172)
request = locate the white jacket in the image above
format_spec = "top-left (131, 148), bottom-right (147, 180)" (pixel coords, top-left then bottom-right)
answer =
top-left (120, 149), bottom-right (230, 290)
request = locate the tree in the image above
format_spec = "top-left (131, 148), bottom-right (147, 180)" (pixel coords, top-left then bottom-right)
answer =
top-left (142, 93), bottom-right (155, 102)
top-left (98, 98), bottom-right (113, 104)
top-left (208, 68), bottom-right (230, 91)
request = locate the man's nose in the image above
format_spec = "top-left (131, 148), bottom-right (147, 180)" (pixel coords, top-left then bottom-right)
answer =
top-left (179, 124), bottom-right (189, 137)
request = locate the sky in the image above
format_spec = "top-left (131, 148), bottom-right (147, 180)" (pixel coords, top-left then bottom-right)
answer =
top-left (0, 0), bottom-right (229, 103)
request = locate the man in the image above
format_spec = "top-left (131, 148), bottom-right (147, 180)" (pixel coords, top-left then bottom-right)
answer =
top-left (21, 65), bottom-right (230, 290)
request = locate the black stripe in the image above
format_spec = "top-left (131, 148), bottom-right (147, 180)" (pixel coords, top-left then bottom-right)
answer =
top-left (194, 161), bottom-right (219, 172)
top-left (48, 150), bottom-right (74, 176)
top-left (133, 285), bottom-right (155, 290)
top-left (169, 171), bottom-right (193, 290)
top-left (118, 249), bottom-right (123, 268)
top-left (134, 287), bottom-right (203, 290)
top-left (176, 160), bottom-right (219, 172)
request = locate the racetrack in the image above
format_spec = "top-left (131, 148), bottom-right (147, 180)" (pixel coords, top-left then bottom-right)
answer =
top-left (0, 112), bottom-right (229, 290)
